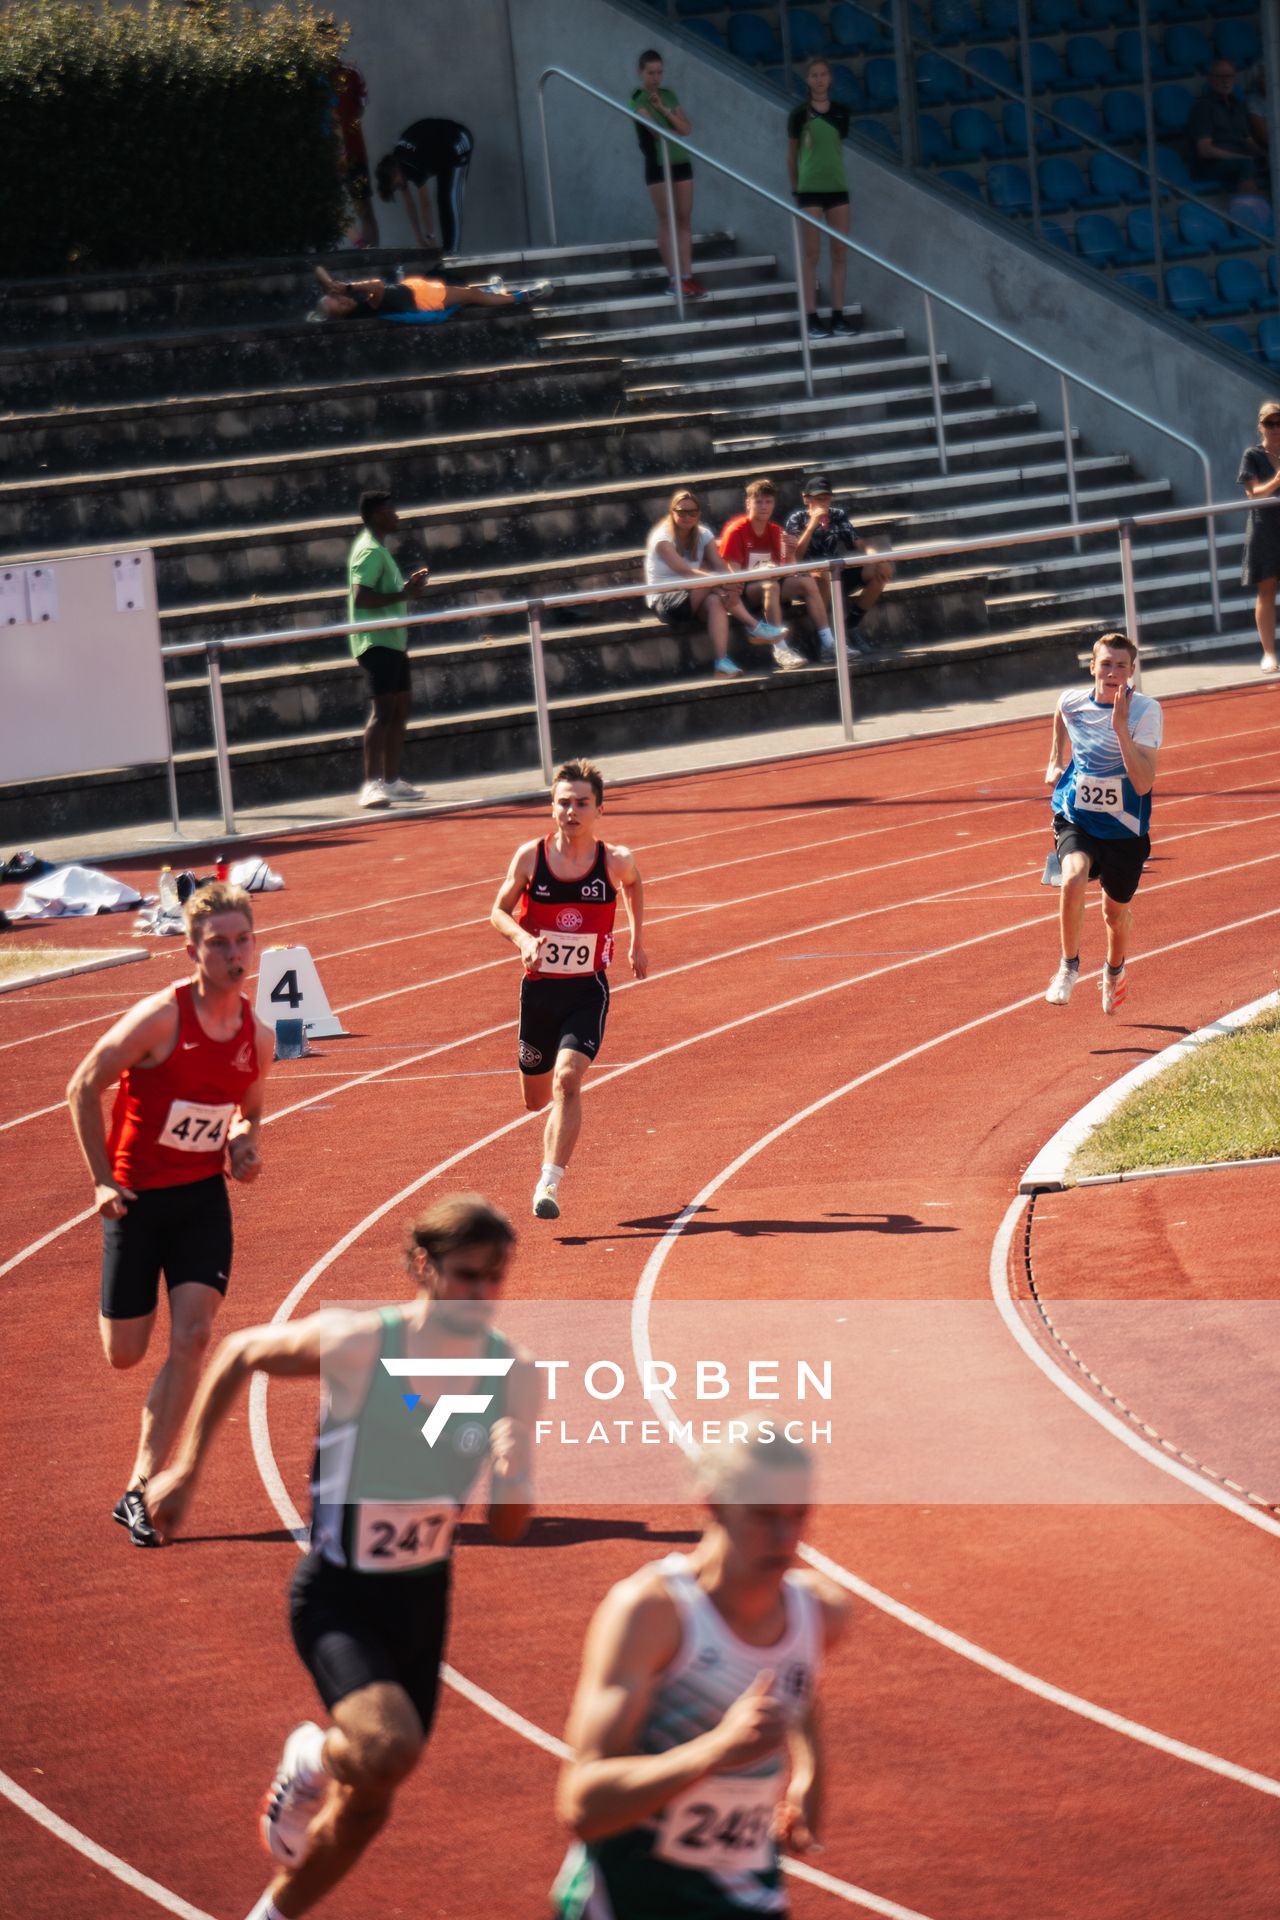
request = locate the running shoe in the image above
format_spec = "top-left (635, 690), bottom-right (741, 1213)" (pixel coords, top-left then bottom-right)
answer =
top-left (750, 620), bottom-right (790, 643)
top-left (714, 656), bottom-right (744, 676)
top-left (772, 641), bottom-right (809, 670)
top-left (358, 779), bottom-right (390, 809)
top-left (532, 1178), bottom-right (561, 1221)
top-left (513, 280), bottom-right (553, 305)
top-left (807, 314), bottom-right (832, 339)
top-left (1101, 965), bottom-right (1127, 1015)
top-left (112, 1487), bottom-right (159, 1549)
top-left (681, 276), bottom-right (709, 299)
top-left (1045, 961), bottom-right (1078, 1007)
top-left (1261, 657), bottom-right (1278, 673)
top-left (829, 313), bottom-right (853, 335)
top-left (383, 777), bottom-right (423, 801)
top-left (261, 1722), bottom-right (328, 1865)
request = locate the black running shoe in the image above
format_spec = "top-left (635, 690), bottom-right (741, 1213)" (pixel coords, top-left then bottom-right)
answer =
top-left (113, 1487), bottom-right (159, 1548)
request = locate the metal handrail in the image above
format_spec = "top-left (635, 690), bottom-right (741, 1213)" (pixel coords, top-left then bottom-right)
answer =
top-left (161, 490), bottom-right (1270, 836)
top-left (535, 64), bottom-right (1222, 630)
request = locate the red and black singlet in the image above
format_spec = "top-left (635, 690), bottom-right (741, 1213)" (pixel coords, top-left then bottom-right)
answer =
top-left (515, 839), bottom-right (618, 981)
top-left (106, 982), bottom-right (259, 1191)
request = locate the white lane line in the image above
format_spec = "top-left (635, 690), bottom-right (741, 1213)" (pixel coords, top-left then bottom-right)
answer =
top-left (0, 1767), bottom-right (216, 1920)
top-left (0, 1207), bottom-right (96, 1281)
top-left (0, 1098), bottom-right (64, 1134)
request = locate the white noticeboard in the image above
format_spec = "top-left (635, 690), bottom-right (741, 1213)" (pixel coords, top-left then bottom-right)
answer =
top-left (0, 547), bottom-right (168, 784)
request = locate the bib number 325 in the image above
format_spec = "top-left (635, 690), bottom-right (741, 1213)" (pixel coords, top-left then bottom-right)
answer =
top-left (1076, 770), bottom-right (1124, 814)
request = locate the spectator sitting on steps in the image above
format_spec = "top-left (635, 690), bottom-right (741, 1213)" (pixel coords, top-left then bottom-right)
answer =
top-left (1185, 59), bottom-right (1265, 194)
top-left (313, 266), bottom-right (549, 320)
top-left (782, 473), bottom-right (894, 658)
top-left (717, 477), bottom-right (821, 672)
top-left (347, 489), bottom-right (429, 811)
top-left (644, 487), bottom-right (790, 678)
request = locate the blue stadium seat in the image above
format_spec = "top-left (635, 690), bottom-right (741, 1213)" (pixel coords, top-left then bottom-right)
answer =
top-left (1153, 84), bottom-right (1194, 135)
top-left (683, 17), bottom-right (727, 46)
top-left (1042, 219), bottom-right (1076, 252)
top-left (939, 166), bottom-right (986, 201)
top-left (829, 1), bottom-right (888, 53)
top-left (968, 45), bottom-right (1019, 102)
top-left (1002, 99), bottom-right (1072, 155)
top-left (1116, 269), bottom-right (1159, 300)
top-left (1162, 25), bottom-right (1214, 80)
top-left (1053, 96), bottom-right (1105, 146)
top-left (1028, 43), bottom-right (1072, 95)
top-left (1154, 143), bottom-right (1196, 193)
top-left (864, 57), bottom-right (899, 109)
top-left (1217, 259), bottom-right (1277, 313)
top-left (916, 50), bottom-right (969, 107)
top-left (674, 0), bottom-right (723, 14)
top-left (1165, 264), bottom-right (1226, 317)
top-left (1075, 211), bottom-right (1127, 265)
top-left (726, 0), bottom-right (775, 9)
top-left (829, 63), bottom-right (864, 105)
top-left (1032, 0), bottom-right (1080, 28)
top-left (786, 8), bottom-right (829, 59)
top-left (987, 162), bottom-right (1033, 212)
top-left (1126, 205), bottom-right (1196, 261)
top-left (1179, 201), bottom-right (1254, 254)
top-left (1102, 90), bottom-right (1147, 143)
top-left (932, 0), bottom-right (985, 45)
top-left (1271, 256), bottom-right (1280, 299)
top-left (919, 114), bottom-right (956, 165)
top-left (855, 117), bottom-right (900, 156)
top-left (1214, 19), bottom-right (1261, 67)
top-left (1261, 318), bottom-right (1280, 371)
top-left (1066, 35), bottom-right (1118, 88)
top-left (1113, 30), bottom-right (1145, 80)
top-left (1090, 149), bottom-right (1147, 202)
top-left (951, 105), bottom-right (1002, 158)
top-left (1039, 156), bottom-right (1093, 210)
top-left (1080, 0), bottom-right (1134, 23)
top-left (982, 0), bottom-right (1020, 33)
top-left (727, 14), bottom-right (783, 62)
top-left (1208, 322), bottom-right (1258, 358)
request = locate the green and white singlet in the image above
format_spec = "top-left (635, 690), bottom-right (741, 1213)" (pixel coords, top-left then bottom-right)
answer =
top-left (553, 1554), bottom-right (824, 1919)
top-left (309, 1308), bottom-right (509, 1575)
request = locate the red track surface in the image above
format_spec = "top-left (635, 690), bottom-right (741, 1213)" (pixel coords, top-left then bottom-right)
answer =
top-left (3, 684), bottom-right (1279, 1920)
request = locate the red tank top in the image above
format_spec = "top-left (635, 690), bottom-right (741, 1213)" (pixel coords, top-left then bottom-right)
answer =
top-left (106, 982), bottom-right (259, 1190)
top-left (515, 838), bottom-right (618, 981)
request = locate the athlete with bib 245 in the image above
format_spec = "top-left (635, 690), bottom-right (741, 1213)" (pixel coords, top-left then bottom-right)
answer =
top-left (1044, 631), bottom-right (1162, 1016)
top-left (66, 881), bottom-right (273, 1547)
top-left (553, 1422), bottom-right (847, 1920)
top-left (491, 758), bottom-right (647, 1221)
top-left (146, 1195), bottom-right (538, 1920)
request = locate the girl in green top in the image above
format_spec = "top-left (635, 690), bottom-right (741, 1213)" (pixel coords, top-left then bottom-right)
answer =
top-left (630, 50), bottom-right (706, 299)
top-left (787, 58), bottom-right (853, 338)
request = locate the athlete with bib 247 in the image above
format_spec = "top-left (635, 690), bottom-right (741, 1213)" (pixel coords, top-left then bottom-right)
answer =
top-left (553, 1422), bottom-right (847, 1920)
top-left (146, 1194), bottom-right (539, 1920)
top-left (66, 882), bottom-right (273, 1547)
top-left (491, 758), bottom-right (647, 1221)
top-left (1044, 631), bottom-right (1162, 1015)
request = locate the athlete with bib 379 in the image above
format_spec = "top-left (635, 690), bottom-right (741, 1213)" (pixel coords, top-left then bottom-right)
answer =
top-left (554, 1423), bottom-right (847, 1920)
top-left (1044, 631), bottom-right (1162, 1016)
top-left (67, 881), bottom-right (273, 1547)
top-left (491, 758), bottom-right (647, 1221)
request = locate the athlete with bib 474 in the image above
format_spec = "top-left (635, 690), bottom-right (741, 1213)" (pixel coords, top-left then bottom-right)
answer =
top-left (66, 881), bottom-right (273, 1548)
top-left (491, 758), bottom-right (647, 1221)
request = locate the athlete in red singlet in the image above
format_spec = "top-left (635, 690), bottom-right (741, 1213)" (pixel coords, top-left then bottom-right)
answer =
top-left (67, 881), bottom-right (273, 1546)
top-left (491, 758), bottom-right (647, 1220)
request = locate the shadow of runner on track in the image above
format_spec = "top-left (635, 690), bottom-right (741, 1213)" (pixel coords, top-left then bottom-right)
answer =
top-left (560, 1209), bottom-right (958, 1246)
top-left (459, 1518), bottom-right (700, 1549)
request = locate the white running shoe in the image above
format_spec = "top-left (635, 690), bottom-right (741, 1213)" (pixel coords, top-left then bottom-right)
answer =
top-left (1101, 965), bottom-right (1127, 1015)
top-left (532, 1178), bottom-right (561, 1221)
top-left (260, 1722), bottom-right (327, 1865)
top-left (358, 779), bottom-right (390, 809)
top-left (772, 640), bottom-right (808, 670)
top-left (1045, 961), bottom-right (1078, 1006)
top-left (383, 777), bottom-right (423, 800)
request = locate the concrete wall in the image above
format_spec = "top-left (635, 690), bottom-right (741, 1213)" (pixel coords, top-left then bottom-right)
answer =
top-left (341, 0), bottom-right (1263, 504)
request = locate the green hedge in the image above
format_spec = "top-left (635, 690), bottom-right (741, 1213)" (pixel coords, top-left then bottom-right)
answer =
top-left (0, 2), bottom-right (347, 275)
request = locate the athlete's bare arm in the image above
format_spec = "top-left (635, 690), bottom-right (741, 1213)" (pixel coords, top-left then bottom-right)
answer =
top-left (775, 1576), bottom-right (849, 1855)
top-left (557, 1574), bottom-right (788, 1843)
top-left (1109, 690), bottom-right (1159, 794)
top-left (146, 1308), bottom-right (379, 1541)
top-left (66, 993), bottom-right (181, 1216)
top-left (605, 843), bottom-right (648, 980)
top-left (1045, 704), bottom-right (1071, 784)
top-left (486, 1350), bottom-right (540, 1544)
top-left (227, 1017), bottom-right (274, 1185)
top-left (491, 839), bottom-right (545, 973)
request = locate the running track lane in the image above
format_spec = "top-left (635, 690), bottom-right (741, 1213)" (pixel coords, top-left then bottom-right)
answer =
top-left (2, 687), bottom-right (1279, 1918)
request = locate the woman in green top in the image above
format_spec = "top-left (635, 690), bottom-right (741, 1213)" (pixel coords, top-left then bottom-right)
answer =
top-left (787, 58), bottom-right (853, 339)
top-left (630, 49), bottom-right (706, 300)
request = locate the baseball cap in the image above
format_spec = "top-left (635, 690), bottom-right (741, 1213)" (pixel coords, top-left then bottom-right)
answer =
top-left (802, 473), bottom-right (833, 495)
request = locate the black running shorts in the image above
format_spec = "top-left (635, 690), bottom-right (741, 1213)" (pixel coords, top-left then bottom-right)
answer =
top-left (644, 158), bottom-right (694, 187)
top-left (100, 1175), bottom-right (233, 1320)
top-left (1052, 815), bottom-right (1150, 906)
top-left (358, 644), bottom-right (411, 698)
top-left (518, 972), bottom-right (611, 1076)
top-left (289, 1551), bottom-right (450, 1736)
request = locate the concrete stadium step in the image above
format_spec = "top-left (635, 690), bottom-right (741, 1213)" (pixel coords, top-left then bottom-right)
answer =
top-left (711, 388), bottom-right (1016, 453)
top-left (0, 353), bottom-right (625, 476)
top-left (0, 234), bottom-right (739, 342)
top-left (541, 305), bottom-right (850, 356)
top-left (627, 345), bottom-right (941, 404)
top-left (0, 408), bottom-right (715, 547)
top-left (548, 279), bottom-right (797, 326)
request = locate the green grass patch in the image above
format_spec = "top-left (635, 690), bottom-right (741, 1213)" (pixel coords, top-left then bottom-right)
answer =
top-left (0, 947), bottom-right (129, 984)
top-left (1070, 1003), bottom-right (1280, 1179)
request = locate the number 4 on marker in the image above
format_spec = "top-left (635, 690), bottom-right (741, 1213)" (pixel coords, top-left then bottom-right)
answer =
top-left (269, 969), bottom-right (302, 1009)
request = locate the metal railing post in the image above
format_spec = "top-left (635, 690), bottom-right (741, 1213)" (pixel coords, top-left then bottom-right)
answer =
top-left (791, 215), bottom-right (815, 398)
top-left (923, 294), bottom-right (947, 474)
top-left (527, 601), bottom-right (555, 784)
top-left (159, 663), bottom-right (181, 834)
top-left (1060, 373), bottom-right (1080, 551)
top-left (1016, 0), bottom-right (1042, 242)
top-left (827, 559), bottom-right (856, 741)
top-left (537, 80), bottom-right (558, 247)
top-left (1117, 519), bottom-right (1142, 689)
top-left (662, 148), bottom-right (685, 321)
top-left (205, 642), bottom-right (237, 834)
top-left (1202, 454), bottom-right (1222, 634)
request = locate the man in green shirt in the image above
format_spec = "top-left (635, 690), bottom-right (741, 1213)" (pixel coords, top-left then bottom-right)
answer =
top-left (346, 489), bottom-right (430, 808)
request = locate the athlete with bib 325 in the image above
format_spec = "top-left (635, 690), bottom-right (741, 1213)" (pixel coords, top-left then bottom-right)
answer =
top-left (66, 881), bottom-right (272, 1548)
top-left (147, 1194), bottom-right (538, 1920)
top-left (1044, 631), bottom-right (1162, 1015)
top-left (491, 758), bottom-right (647, 1221)
top-left (553, 1424), bottom-right (847, 1920)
